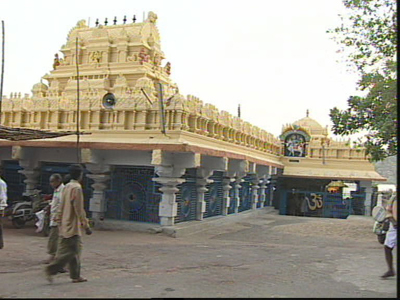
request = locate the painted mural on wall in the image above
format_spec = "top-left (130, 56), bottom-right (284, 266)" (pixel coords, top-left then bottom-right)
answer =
top-left (279, 126), bottom-right (311, 157)
top-left (285, 133), bottom-right (306, 157)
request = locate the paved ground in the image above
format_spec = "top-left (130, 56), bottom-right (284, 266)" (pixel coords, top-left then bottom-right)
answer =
top-left (0, 209), bottom-right (397, 298)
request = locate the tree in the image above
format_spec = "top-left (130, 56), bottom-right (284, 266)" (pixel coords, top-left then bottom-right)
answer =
top-left (327, 0), bottom-right (397, 161)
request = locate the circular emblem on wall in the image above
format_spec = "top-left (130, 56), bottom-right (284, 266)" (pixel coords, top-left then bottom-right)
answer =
top-left (122, 182), bottom-right (146, 214)
top-left (181, 186), bottom-right (191, 218)
top-left (102, 93), bottom-right (116, 109)
top-left (242, 186), bottom-right (249, 200)
top-left (209, 184), bottom-right (219, 213)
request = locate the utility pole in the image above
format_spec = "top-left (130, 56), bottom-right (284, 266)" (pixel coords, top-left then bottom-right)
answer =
top-left (0, 20), bottom-right (5, 124)
top-left (141, 79), bottom-right (178, 137)
top-left (75, 37), bottom-right (81, 163)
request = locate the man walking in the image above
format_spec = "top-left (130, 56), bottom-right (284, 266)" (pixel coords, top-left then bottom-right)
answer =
top-left (0, 167), bottom-right (7, 249)
top-left (43, 174), bottom-right (65, 267)
top-left (381, 192), bottom-right (397, 279)
top-left (45, 164), bottom-right (91, 283)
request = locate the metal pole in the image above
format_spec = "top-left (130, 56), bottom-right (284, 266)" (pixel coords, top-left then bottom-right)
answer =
top-left (158, 83), bottom-right (166, 135)
top-left (75, 37), bottom-right (81, 163)
top-left (0, 21), bottom-right (5, 124)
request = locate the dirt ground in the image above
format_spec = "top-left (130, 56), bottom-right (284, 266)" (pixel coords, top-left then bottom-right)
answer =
top-left (0, 210), bottom-right (397, 298)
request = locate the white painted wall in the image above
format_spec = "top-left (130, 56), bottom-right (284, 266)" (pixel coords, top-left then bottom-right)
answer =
top-left (93, 149), bottom-right (153, 166)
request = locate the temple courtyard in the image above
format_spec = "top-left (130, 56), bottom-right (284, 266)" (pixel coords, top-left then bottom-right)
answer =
top-left (0, 208), bottom-right (397, 298)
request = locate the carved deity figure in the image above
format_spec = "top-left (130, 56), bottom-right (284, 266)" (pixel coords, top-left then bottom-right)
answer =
top-left (147, 12), bottom-right (158, 23)
top-left (127, 53), bottom-right (137, 62)
top-left (89, 51), bottom-right (102, 64)
top-left (153, 53), bottom-right (161, 66)
top-left (53, 53), bottom-right (61, 69)
top-left (138, 48), bottom-right (150, 64)
top-left (76, 20), bottom-right (87, 28)
top-left (164, 62), bottom-right (171, 75)
top-left (285, 134), bottom-right (306, 157)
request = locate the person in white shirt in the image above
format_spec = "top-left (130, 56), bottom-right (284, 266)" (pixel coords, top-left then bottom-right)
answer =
top-left (0, 168), bottom-right (8, 249)
top-left (44, 174), bottom-right (65, 264)
top-left (381, 193), bottom-right (397, 279)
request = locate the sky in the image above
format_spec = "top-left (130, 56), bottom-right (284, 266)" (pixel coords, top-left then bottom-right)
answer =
top-left (0, 0), bottom-right (362, 138)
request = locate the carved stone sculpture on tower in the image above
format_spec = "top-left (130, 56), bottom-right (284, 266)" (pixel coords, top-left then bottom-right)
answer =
top-left (53, 53), bottom-right (61, 69)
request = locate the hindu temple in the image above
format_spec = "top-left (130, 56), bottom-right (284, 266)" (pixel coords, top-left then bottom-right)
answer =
top-left (0, 12), bottom-right (386, 229)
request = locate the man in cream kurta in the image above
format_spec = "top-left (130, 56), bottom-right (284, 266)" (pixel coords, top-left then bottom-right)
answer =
top-left (45, 164), bottom-right (91, 283)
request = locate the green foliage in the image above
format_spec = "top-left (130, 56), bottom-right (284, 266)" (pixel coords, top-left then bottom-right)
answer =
top-left (327, 0), bottom-right (397, 161)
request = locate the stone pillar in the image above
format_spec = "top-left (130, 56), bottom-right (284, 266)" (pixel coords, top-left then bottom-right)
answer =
top-left (258, 178), bottom-right (267, 207)
top-left (135, 110), bottom-right (147, 130)
top-left (196, 179), bottom-right (209, 221)
top-left (360, 180), bottom-right (373, 216)
top-left (86, 164), bottom-right (111, 222)
top-left (196, 168), bottom-right (214, 220)
top-left (233, 178), bottom-right (242, 214)
top-left (18, 160), bottom-right (40, 196)
top-left (117, 45), bottom-right (128, 62)
top-left (222, 176), bottom-right (233, 216)
top-left (153, 166), bottom-right (185, 226)
top-left (251, 176), bottom-right (260, 210)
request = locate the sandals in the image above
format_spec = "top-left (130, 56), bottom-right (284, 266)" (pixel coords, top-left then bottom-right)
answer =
top-left (72, 277), bottom-right (88, 283)
top-left (381, 271), bottom-right (395, 279)
top-left (44, 269), bottom-right (54, 284)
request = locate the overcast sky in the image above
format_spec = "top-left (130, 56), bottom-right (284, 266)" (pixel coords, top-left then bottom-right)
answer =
top-left (0, 0), bottom-right (361, 138)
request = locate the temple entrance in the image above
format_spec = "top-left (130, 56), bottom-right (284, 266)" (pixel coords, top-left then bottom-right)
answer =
top-left (280, 190), bottom-right (352, 219)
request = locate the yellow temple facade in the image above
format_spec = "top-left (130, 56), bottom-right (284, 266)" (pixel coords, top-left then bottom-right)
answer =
top-left (0, 12), bottom-right (385, 227)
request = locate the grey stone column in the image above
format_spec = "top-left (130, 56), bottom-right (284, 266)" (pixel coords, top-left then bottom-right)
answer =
top-left (258, 177), bottom-right (268, 207)
top-left (196, 168), bottom-right (214, 221)
top-left (233, 179), bottom-right (242, 214)
top-left (360, 180), bottom-right (373, 216)
top-left (18, 160), bottom-right (40, 196)
top-left (86, 164), bottom-right (111, 222)
top-left (251, 177), bottom-right (260, 210)
top-left (222, 177), bottom-right (233, 216)
top-left (153, 166), bottom-right (185, 226)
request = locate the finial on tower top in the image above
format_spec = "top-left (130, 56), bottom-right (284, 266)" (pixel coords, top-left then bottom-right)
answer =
top-left (306, 109), bottom-right (309, 117)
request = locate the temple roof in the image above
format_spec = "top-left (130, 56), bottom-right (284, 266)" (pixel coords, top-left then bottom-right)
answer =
top-left (282, 165), bottom-right (386, 181)
top-left (0, 125), bottom-right (79, 141)
top-left (292, 114), bottom-right (327, 137)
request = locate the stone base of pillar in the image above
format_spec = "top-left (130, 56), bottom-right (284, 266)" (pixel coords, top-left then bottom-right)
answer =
top-left (154, 176), bottom-right (185, 226)
top-left (221, 196), bottom-right (230, 216)
top-left (86, 167), bottom-right (110, 219)
top-left (222, 177), bottom-right (232, 216)
top-left (160, 217), bottom-right (175, 226)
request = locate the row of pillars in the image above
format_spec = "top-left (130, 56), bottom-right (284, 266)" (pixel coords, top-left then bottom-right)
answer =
top-left (16, 161), bottom-right (272, 227)
top-left (151, 166), bottom-right (271, 226)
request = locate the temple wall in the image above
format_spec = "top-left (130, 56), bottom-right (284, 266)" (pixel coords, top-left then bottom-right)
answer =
top-left (0, 93), bottom-right (282, 157)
